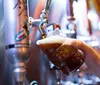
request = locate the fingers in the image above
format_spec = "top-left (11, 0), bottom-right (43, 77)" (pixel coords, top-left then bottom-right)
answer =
top-left (70, 39), bottom-right (100, 59)
top-left (67, 39), bottom-right (92, 54)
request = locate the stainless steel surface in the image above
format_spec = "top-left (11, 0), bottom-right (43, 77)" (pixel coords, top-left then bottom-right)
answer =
top-left (4, 0), bottom-right (30, 64)
top-left (4, 0), bottom-right (30, 84)
top-left (0, 0), bottom-right (5, 85)
top-left (0, 0), bottom-right (57, 85)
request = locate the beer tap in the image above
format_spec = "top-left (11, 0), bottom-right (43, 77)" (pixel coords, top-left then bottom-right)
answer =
top-left (66, 0), bottom-right (76, 38)
top-left (39, 0), bottom-right (52, 38)
top-left (28, 0), bottom-right (52, 39)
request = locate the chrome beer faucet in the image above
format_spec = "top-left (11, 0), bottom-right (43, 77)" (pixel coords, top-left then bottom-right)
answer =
top-left (4, 0), bottom-right (52, 85)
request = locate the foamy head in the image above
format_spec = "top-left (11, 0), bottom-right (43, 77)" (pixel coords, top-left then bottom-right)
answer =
top-left (36, 35), bottom-right (66, 45)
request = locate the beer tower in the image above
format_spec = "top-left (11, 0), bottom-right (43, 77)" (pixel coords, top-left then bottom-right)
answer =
top-left (4, 0), bottom-right (52, 85)
top-left (4, 0), bottom-right (30, 85)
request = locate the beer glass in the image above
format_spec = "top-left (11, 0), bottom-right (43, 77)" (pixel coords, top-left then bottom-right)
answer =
top-left (37, 25), bottom-right (84, 75)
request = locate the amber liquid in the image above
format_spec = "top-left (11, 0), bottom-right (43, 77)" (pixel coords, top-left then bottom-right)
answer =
top-left (40, 43), bottom-right (84, 75)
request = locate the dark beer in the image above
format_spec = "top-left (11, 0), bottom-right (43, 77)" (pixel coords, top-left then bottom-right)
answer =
top-left (40, 43), bottom-right (84, 75)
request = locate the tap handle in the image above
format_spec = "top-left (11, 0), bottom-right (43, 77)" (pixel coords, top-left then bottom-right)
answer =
top-left (39, 0), bottom-right (52, 38)
top-left (44, 0), bottom-right (52, 11)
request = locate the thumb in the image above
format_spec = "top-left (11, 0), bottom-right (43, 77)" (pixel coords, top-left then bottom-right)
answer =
top-left (71, 39), bottom-right (98, 58)
top-left (71, 39), bottom-right (90, 53)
